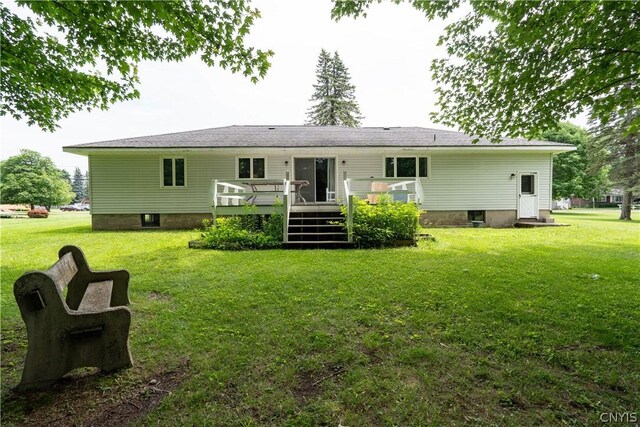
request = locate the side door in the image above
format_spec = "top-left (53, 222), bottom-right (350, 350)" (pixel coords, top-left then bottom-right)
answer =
top-left (518, 173), bottom-right (538, 219)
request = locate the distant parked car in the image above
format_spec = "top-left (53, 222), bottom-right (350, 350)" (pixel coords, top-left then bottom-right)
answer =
top-left (60, 203), bottom-right (90, 211)
top-left (0, 210), bottom-right (14, 218)
top-left (28, 207), bottom-right (49, 218)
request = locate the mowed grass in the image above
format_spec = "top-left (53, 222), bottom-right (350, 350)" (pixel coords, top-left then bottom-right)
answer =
top-left (1, 210), bottom-right (639, 426)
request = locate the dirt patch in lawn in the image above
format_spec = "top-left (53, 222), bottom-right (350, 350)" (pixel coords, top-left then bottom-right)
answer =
top-left (148, 290), bottom-right (172, 301)
top-left (293, 364), bottom-right (345, 403)
top-left (2, 361), bottom-right (189, 426)
top-left (83, 364), bottom-right (188, 426)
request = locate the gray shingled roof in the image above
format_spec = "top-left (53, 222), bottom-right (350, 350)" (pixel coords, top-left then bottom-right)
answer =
top-left (64, 125), bottom-right (571, 149)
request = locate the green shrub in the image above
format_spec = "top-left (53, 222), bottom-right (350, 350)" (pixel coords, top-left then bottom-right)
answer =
top-left (197, 203), bottom-right (283, 250)
top-left (342, 195), bottom-right (421, 248)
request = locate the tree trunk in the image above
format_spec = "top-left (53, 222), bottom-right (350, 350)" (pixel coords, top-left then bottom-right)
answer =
top-left (619, 191), bottom-right (633, 220)
top-left (30, 203), bottom-right (34, 210)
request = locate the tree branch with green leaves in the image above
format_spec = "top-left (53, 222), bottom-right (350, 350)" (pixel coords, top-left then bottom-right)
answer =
top-left (332, 0), bottom-right (640, 141)
top-left (1, 1), bottom-right (273, 131)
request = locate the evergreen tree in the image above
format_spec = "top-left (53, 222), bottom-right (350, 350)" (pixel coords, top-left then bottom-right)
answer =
top-left (72, 167), bottom-right (85, 202)
top-left (306, 49), bottom-right (363, 127)
top-left (589, 107), bottom-right (640, 220)
top-left (84, 171), bottom-right (90, 201)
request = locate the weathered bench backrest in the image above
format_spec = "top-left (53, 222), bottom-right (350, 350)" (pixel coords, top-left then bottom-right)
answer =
top-left (46, 252), bottom-right (78, 295)
top-left (15, 246), bottom-right (130, 318)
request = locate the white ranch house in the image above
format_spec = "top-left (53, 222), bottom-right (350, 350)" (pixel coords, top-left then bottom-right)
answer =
top-left (64, 126), bottom-right (574, 241)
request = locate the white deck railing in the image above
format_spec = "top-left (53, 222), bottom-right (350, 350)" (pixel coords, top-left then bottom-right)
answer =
top-left (342, 172), bottom-right (424, 243)
top-left (209, 174), bottom-right (423, 244)
top-left (210, 178), bottom-right (293, 242)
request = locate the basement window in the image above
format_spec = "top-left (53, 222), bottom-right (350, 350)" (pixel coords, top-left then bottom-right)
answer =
top-left (141, 214), bottom-right (160, 228)
top-left (468, 210), bottom-right (485, 222)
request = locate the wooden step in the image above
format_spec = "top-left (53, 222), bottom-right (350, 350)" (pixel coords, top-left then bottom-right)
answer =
top-left (287, 232), bottom-right (347, 236)
top-left (288, 216), bottom-right (344, 220)
top-left (284, 241), bottom-right (355, 249)
top-left (288, 224), bottom-right (344, 228)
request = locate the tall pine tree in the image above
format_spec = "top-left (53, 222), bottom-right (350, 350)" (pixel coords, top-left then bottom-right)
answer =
top-left (71, 167), bottom-right (85, 202)
top-left (306, 49), bottom-right (363, 127)
top-left (589, 107), bottom-right (640, 220)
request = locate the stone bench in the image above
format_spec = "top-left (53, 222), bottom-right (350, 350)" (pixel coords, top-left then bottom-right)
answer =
top-left (13, 245), bottom-right (133, 391)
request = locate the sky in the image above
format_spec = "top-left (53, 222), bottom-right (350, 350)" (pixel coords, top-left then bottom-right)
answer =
top-left (1, 0), bottom-right (585, 174)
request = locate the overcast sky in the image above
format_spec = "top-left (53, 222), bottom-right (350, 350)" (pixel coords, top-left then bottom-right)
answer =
top-left (1, 0), bottom-right (584, 174)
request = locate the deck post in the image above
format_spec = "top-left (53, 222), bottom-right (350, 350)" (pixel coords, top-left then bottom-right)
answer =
top-left (344, 171), bottom-right (353, 243)
top-left (212, 180), bottom-right (218, 223)
top-left (283, 172), bottom-right (290, 244)
top-left (347, 194), bottom-right (354, 243)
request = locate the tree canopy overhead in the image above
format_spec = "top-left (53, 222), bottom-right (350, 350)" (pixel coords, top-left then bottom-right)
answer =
top-left (1, 1), bottom-right (273, 131)
top-left (332, 0), bottom-right (640, 141)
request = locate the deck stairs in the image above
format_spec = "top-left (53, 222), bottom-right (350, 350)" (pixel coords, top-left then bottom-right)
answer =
top-left (285, 206), bottom-right (354, 249)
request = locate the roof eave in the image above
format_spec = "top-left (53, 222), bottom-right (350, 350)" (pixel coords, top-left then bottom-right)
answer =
top-left (63, 144), bottom-right (576, 156)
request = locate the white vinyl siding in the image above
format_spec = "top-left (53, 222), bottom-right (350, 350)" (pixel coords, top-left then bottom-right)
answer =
top-left (91, 153), bottom-right (234, 214)
top-left (89, 150), bottom-right (551, 214)
top-left (421, 152), bottom-right (551, 211)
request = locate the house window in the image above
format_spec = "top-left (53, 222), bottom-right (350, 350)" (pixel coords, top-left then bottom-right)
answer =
top-left (162, 158), bottom-right (186, 187)
top-left (238, 157), bottom-right (265, 179)
top-left (141, 214), bottom-right (160, 227)
top-left (612, 195), bottom-right (623, 203)
top-left (468, 210), bottom-right (485, 222)
top-left (385, 157), bottom-right (428, 178)
top-left (521, 174), bottom-right (535, 194)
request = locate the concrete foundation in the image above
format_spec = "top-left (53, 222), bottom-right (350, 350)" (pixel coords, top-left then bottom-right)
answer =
top-left (93, 209), bottom-right (550, 230)
top-left (484, 210), bottom-right (518, 228)
top-left (420, 211), bottom-right (468, 227)
top-left (421, 210), bottom-right (521, 228)
top-left (92, 213), bottom-right (212, 230)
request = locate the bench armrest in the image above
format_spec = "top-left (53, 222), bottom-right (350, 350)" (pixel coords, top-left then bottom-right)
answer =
top-left (60, 246), bottom-right (131, 309)
top-left (86, 270), bottom-right (130, 307)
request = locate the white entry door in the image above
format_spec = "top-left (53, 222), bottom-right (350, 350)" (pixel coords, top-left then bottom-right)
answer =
top-left (518, 173), bottom-right (538, 219)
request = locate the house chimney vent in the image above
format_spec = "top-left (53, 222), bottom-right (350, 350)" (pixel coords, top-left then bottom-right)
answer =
top-left (383, 127), bottom-right (390, 130)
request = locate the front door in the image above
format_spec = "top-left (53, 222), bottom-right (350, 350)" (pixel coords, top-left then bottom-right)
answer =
top-left (518, 173), bottom-right (538, 219)
top-left (294, 158), bottom-right (336, 203)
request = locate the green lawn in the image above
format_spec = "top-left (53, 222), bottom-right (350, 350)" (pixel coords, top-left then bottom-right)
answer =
top-left (1, 210), bottom-right (639, 426)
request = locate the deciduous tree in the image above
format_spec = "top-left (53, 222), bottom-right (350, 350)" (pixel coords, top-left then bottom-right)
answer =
top-left (0, 149), bottom-right (74, 209)
top-left (541, 123), bottom-right (610, 201)
top-left (1, 1), bottom-right (273, 131)
top-left (332, 1), bottom-right (640, 140)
